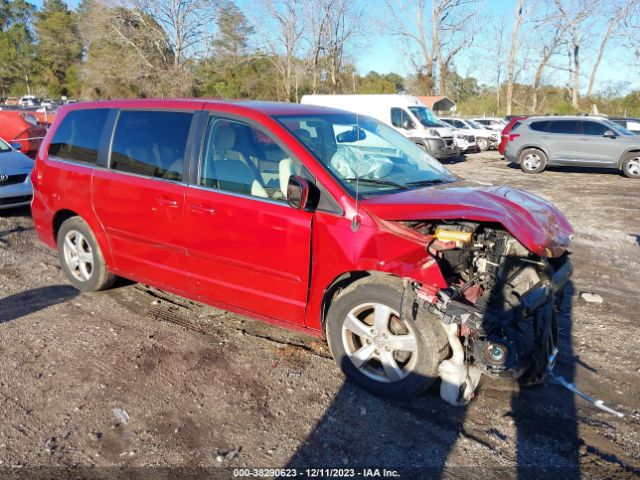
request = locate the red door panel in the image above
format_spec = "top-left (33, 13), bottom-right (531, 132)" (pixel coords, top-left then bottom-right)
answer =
top-left (185, 188), bottom-right (312, 325)
top-left (92, 170), bottom-right (189, 291)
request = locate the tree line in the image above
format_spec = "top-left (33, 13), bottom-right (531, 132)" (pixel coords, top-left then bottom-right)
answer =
top-left (1, 0), bottom-right (639, 115)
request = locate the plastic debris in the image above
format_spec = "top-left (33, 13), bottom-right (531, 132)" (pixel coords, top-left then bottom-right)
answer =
top-left (112, 408), bottom-right (129, 425)
top-left (580, 292), bottom-right (603, 303)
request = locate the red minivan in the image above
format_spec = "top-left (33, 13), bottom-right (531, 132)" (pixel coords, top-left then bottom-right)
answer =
top-left (32, 100), bottom-right (573, 405)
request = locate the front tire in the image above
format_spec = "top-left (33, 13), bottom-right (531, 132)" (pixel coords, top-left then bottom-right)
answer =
top-left (519, 148), bottom-right (547, 174)
top-left (477, 137), bottom-right (489, 151)
top-left (622, 153), bottom-right (640, 178)
top-left (57, 217), bottom-right (116, 292)
top-left (326, 277), bottom-right (449, 399)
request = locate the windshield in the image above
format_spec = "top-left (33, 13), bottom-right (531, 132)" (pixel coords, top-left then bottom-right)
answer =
top-left (467, 120), bottom-right (484, 129)
top-left (603, 119), bottom-right (634, 136)
top-left (0, 139), bottom-right (10, 153)
top-left (274, 113), bottom-right (457, 197)
top-left (407, 106), bottom-right (442, 128)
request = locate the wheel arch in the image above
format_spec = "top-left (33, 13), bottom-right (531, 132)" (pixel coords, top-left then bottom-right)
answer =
top-left (516, 144), bottom-right (549, 163)
top-left (51, 209), bottom-right (115, 267)
top-left (619, 149), bottom-right (640, 169)
top-left (320, 270), bottom-right (403, 336)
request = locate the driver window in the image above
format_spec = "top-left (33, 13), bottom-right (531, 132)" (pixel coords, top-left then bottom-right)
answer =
top-left (200, 118), bottom-right (306, 202)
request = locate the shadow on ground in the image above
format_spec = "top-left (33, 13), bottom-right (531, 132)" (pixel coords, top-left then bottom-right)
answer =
top-left (283, 282), bottom-right (580, 480)
top-left (0, 285), bottom-right (78, 324)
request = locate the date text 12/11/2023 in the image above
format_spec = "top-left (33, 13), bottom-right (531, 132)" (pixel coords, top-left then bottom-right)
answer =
top-left (232, 468), bottom-right (401, 478)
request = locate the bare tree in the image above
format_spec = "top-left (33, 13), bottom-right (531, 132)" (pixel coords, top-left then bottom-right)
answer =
top-left (122, 0), bottom-right (218, 65)
top-left (529, 4), bottom-right (567, 113)
top-left (252, 0), bottom-right (305, 101)
top-left (385, 0), bottom-right (479, 96)
top-left (504, 0), bottom-right (524, 115)
top-left (586, 0), bottom-right (636, 98)
top-left (554, 0), bottom-right (596, 109)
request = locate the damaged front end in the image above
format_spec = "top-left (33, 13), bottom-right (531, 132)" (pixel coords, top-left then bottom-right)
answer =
top-left (405, 221), bottom-right (572, 406)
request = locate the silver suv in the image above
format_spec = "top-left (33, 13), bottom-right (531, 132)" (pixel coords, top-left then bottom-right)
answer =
top-left (504, 116), bottom-right (640, 179)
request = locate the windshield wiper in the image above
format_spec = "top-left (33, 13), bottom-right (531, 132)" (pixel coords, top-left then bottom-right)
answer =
top-left (405, 179), bottom-right (448, 187)
top-left (343, 178), bottom-right (408, 190)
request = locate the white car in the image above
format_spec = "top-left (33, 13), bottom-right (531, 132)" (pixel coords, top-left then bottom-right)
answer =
top-left (436, 119), bottom-right (478, 153)
top-left (440, 118), bottom-right (500, 151)
top-left (0, 138), bottom-right (34, 209)
top-left (473, 117), bottom-right (507, 133)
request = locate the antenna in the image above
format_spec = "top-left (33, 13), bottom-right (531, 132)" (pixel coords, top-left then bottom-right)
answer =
top-left (351, 114), bottom-right (361, 232)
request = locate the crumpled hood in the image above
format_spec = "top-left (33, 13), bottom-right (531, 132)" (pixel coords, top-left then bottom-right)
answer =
top-left (0, 151), bottom-right (34, 174)
top-left (361, 180), bottom-right (574, 257)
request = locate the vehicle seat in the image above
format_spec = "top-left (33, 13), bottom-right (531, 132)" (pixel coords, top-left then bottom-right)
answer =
top-left (213, 125), bottom-right (245, 162)
top-left (212, 160), bottom-right (268, 198)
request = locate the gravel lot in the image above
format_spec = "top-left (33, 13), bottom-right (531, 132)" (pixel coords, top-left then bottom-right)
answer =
top-left (0, 151), bottom-right (639, 479)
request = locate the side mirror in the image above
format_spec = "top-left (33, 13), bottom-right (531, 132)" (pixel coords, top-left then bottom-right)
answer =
top-left (402, 119), bottom-right (414, 130)
top-left (10, 142), bottom-right (22, 151)
top-left (603, 130), bottom-right (617, 138)
top-left (287, 175), bottom-right (311, 210)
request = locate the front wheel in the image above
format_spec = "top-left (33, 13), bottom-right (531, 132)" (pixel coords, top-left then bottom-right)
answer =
top-left (477, 137), bottom-right (489, 151)
top-left (326, 277), bottom-right (449, 399)
top-left (57, 217), bottom-right (116, 292)
top-left (622, 154), bottom-right (640, 178)
top-left (519, 148), bottom-right (547, 174)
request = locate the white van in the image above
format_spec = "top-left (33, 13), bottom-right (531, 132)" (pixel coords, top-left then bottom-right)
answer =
top-left (300, 94), bottom-right (460, 161)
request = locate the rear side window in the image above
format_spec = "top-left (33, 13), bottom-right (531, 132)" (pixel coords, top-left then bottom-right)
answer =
top-left (529, 121), bottom-right (549, 132)
top-left (510, 122), bottom-right (522, 132)
top-left (48, 109), bottom-right (109, 165)
top-left (581, 121), bottom-right (609, 136)
top-left (548, 120), bottom-right (577, 134)
top-left (109, 110), bottom-right (192, 181)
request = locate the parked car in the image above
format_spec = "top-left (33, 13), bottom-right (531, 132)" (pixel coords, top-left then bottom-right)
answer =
top-left (0, 137), bottom-right (34, 209)
top-left (301, 94), bottom-right (460, 161)
top-left (504, 116), bottom-right (640, 178)
top-left (498, 116), bottom-right (527, 155)
top-left (440, 117), bottom-right (498, 151)
top-left (32, 100), bottom-right (573, 405)
top-left (609, 117), bottom-right (640, 135)
top-left (473, 117), bottom-right (507, 132)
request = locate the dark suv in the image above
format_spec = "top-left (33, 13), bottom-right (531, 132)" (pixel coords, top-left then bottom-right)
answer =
top-left (504, 116), bottom-right (640, 178)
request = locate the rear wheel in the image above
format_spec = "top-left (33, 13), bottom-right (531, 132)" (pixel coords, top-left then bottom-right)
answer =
top-left (519, 148), bottom-right (547, 174)
top-left (326, 277), bottom-right (449, 399)
top-left (57, 217), bottom-right (116, 292)
top-left (477, 137), bottom-right (489, 151)
top-left (622, 154), bottom-right (640, 178)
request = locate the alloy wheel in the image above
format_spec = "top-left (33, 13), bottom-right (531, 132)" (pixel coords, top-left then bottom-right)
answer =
top-left (523, 153), bottom-right (542, 171)
top-left (627, 157), bottom-right (640, 176)
top-left (341, 302), bottom-right (418, 383)
top-left (62, 230), bottom-right (94, 281)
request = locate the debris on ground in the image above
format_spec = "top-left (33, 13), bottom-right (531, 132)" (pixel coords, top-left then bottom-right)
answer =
top-left (216, 447), bottom-right (241, 462)
top-left (112, 408), bottom-right (129, 425)
top-left (579, 292), bottom-right (603, 303)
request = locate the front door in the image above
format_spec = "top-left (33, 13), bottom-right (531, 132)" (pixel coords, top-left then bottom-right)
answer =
top-left (578, 120), bottom-right (621, 167)
top-left (92, 109), bottom-right (194, 291)
top-left (184, 116), bottom-right (313, 325)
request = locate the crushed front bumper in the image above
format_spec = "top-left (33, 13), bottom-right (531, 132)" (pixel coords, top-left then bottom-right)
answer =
top-left (427, 256), bottom-right (572, 382)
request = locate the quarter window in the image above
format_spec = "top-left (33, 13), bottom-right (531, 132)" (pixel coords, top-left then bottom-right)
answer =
top-left (109, 110), bottom-right (192, 181)
top-left (200, 118), bottom-right (306, 202)
top-left (48, 109), bottom-right (109, 165)
top-left (548, 120), bottom-right (577, 134)
top-left (529, 121), bottom-right (549, 132)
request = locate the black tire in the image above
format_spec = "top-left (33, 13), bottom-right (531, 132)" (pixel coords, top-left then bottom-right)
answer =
top-left (477, 137), bottom-right (489, 151)
top-left (518, 148), bottom-right (547, 174)
top-left (621, 153), bottom-right (640, 179)
top-left (325, 276), bottom-right (449, 399)
top-left (57, 217), bottom-right (116, 292)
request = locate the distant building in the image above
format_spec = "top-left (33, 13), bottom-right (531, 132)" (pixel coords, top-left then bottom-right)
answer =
top-left (418, 96), bottom-right (456, 114)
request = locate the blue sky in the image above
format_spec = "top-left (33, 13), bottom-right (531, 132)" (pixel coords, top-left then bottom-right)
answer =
top-left (31, 0), bottom-right (638, 93)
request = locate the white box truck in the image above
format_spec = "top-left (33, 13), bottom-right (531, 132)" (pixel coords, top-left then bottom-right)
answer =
top-left (300, 94), bottom-right (460, 161)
